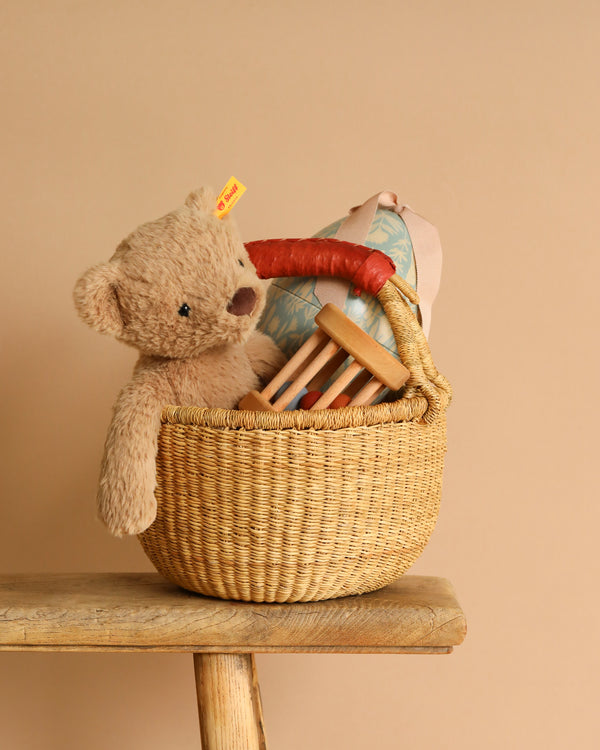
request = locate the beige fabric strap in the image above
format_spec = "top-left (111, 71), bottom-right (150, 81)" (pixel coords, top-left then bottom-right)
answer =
top-left (397, 203), bottom-right (442, 338)
top-left (314, 191), bottom-right (442, 338)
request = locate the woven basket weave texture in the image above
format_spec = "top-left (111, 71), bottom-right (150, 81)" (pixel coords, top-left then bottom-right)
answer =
top-left (139, 279), bottom-right (451, 602)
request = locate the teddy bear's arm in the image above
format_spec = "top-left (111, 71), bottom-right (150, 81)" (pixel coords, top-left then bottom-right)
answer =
top-left (245, 330), bottom-right (287, 385)
top-left (97, 370), bottom-right (171, 536)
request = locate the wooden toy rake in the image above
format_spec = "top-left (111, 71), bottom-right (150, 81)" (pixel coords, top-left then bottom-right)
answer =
top-left (239, 302), bottom-right (410, 412)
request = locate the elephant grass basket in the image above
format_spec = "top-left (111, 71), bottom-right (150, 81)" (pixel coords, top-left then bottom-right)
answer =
top-left (138, 238), bottom-right (452, 603)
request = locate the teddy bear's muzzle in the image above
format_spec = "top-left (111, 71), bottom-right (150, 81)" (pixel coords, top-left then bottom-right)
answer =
top-left (227, 286), bottom-right (257, 316)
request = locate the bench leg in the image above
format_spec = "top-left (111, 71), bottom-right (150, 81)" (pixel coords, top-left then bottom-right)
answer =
top-left (193, 653), bottom-right (267, 750)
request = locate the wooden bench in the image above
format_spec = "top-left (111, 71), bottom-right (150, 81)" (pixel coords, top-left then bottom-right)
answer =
top-left (0, 573), bottom-right (466, 749)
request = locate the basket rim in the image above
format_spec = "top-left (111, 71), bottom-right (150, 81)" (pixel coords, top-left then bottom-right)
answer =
top-left (159, 277), bottom-right (451, 432)
top-left (161, 395), bottom-right (431, 431)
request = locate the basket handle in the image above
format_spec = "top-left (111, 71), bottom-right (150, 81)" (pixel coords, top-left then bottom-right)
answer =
top-left (246, 237), bottom-right (399, 298)
top-left (246, 238), bottom-right (451, 422)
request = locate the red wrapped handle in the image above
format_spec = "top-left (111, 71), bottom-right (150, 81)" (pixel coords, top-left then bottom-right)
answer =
top-left (245, 238), bottom-right (396, 297)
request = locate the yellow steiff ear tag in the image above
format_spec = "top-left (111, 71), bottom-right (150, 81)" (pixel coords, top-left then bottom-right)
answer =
top-left (215, 176), bottom-right (247, 218)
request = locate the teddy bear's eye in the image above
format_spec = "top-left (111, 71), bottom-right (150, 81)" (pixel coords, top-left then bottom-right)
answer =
top-left (178, 303), bottom-right (191, 317)
top-left (238, 259), bottom-right (245, 267)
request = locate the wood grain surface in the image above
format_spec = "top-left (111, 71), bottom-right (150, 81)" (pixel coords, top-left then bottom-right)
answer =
top-left (0, 573), bottom-right (466, 653)
top-left (194, 653), bottom-right (267, 750)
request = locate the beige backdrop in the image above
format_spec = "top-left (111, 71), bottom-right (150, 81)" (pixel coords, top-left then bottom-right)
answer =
top-left (1, 1), bottom-right (598, 748)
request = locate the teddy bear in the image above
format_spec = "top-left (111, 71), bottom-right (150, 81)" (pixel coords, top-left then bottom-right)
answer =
top-left (73, 187), bottom-right (286, 536)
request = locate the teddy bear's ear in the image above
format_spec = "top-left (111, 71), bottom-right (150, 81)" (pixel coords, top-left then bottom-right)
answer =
top-left (185, 187), bottom-right (217, 214)
top-left (73, 261), bottom-right (125, 336)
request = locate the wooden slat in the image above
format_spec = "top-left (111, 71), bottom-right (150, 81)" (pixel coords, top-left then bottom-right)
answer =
top-left (238, 390), bottom-right (276, 412)
top-left (315, 303), bottom-right (410, 390)
top-left (0, 644), bottom-right (454, 654)
top-left (0, 573), bottom-right (466, 653)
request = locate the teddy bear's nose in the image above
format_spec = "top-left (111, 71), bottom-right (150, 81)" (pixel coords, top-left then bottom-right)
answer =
top-left (227, 286), bottom-right (257, 316)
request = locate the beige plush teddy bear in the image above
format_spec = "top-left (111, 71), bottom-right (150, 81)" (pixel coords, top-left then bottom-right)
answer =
top-left (74, 188), bottom-right (285, 536)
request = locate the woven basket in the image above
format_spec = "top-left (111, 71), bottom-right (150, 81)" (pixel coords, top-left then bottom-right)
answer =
top-left (139, 241), bottom-right (452, 603)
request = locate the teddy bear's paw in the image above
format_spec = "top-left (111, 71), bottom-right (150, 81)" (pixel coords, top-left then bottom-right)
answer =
top-left (98, 486), bottom-right (157, 537)
top-left (246, 330), bottom-right (287, 383)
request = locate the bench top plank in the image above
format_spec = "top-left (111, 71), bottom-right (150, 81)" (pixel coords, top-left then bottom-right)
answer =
top-left (0, 573), bottom-right (466, 654)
